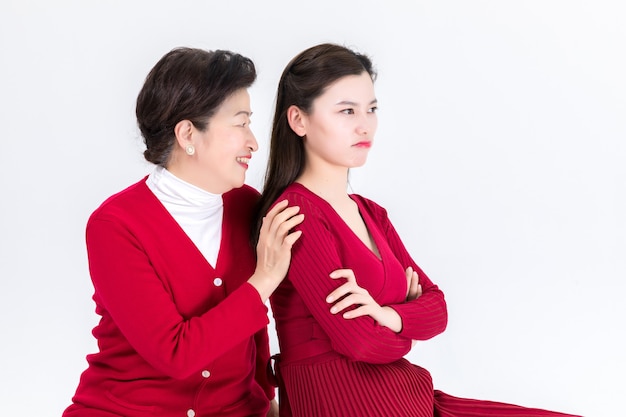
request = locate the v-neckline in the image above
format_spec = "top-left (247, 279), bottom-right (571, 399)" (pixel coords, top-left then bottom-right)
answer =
top-left (291, 183), bottom-right (383, 262)
top-left (141, 178), bottom-right (227, 273)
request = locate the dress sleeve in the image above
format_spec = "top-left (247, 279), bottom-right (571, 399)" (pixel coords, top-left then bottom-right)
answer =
top-left (285, 193), bottom-right (412, 364)
top-left (375, 206), bottom-right (448, 341)
top-left (86, 216), bottom-right (269, 380)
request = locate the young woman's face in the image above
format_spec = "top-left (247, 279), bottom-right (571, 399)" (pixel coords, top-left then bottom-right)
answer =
top-left (301, 72), bottom-right (378, 170)
top-left (192, 88), bottom-right (258, 193)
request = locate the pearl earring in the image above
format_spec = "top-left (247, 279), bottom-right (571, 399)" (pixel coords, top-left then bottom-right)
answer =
top-left (185, 145), bottom-right (195, 156)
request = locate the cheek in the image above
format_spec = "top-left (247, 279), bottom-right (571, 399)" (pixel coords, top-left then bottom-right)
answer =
top-left (370, 117), bottom-right (379, 133)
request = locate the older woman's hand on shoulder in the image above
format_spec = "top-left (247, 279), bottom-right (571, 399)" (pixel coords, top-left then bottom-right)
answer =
top-left (248, 200), bottom-right (304, 302)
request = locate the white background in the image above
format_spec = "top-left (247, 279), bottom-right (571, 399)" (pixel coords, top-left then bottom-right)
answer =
top-left (1, 1), bottom-right (623, 416)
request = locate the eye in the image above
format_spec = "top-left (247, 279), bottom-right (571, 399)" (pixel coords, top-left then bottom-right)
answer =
top-left (340, 108), bottom-right (354, 115)
top-left (368, 106), bottom-right (378, 113)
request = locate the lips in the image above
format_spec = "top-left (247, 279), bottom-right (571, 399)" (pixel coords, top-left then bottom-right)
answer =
top-left (353, 141), bottom-right (372, 148)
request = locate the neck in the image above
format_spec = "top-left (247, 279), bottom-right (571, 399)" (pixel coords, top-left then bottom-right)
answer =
top-left (297, 164), bottom-right (350, 203)
top-left (166, 153), bottom-right (223, 194)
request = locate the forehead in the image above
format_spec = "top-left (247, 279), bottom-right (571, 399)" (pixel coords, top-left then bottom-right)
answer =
top-left (215, 88), bottom-right (251, 117)
top-left (318, 73), bottom-right (375, 102)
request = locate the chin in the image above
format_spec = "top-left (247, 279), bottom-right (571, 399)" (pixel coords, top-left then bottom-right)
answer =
top-left (350, 159), bottom-right (368, 168)
top-left (231, 178), bottom-right (246, 189)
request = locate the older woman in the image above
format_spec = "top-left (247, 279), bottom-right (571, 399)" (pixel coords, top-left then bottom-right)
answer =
top-left (63, 47), bottom-right (303, 417)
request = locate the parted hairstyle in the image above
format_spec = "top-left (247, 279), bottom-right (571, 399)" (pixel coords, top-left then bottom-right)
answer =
top-left (136, 47), bottom-right (257, 166)
top-left (252, 43), bottom-right (376, 245)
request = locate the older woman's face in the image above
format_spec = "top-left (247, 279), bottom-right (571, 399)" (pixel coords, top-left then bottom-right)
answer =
top-left (190, 88), bottom-right (258, 193)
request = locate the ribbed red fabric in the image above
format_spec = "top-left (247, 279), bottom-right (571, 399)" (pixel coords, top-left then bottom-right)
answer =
top-left (433, 391), bottom-right (580, 417)
top-left (269, 183), bottom-right (581, 417)
top-left (281, 358), bottom-right (434, 417)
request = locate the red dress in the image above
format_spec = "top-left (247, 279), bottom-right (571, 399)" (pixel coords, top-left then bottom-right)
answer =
top-left (63, 179), bottom-right (273, 417)
top-left (270, 183), bottom-right (580, 417)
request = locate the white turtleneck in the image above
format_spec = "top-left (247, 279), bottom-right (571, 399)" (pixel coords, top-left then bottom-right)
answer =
top-left (146, 166), bottom-right (223, 267)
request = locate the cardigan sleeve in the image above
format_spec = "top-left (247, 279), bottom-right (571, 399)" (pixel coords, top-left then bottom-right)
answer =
top-left (253, 326), bottom-right (275, 400)
top-left (284, 193), bottom-right (412, 364)
top-left (86, 216), bottom-right (270, 380)
top-left (371, 203), bottom-right (448, 341)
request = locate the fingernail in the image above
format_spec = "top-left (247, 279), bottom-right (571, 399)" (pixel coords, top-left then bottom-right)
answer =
top-left (326, 296), bottom-right (334, 303)
top-left (330, 307), bottom-right (337, 314)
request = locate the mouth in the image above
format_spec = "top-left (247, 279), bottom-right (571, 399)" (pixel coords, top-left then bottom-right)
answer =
top-left (353, 141), bottom-right (372, 148)
top-left (236, 156), bottom-right (251, 166)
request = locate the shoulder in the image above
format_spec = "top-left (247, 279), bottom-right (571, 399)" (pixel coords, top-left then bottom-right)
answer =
top-left (224, 184), bottom-right (260, 220)
top-left (351, 194), bottom-right (389, 220)
top-left (225, 183), bottom-right (260, 204)
top-left (89, 177), bottom-right (155, 223)
top-left (276, 183), bottom-right (325, 217)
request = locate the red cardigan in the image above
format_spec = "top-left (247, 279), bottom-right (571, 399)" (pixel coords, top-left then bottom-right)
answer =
top-left (64, 178), bottom-right (273, 417)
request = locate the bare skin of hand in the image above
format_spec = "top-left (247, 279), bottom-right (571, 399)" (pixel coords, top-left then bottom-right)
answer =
top-left (266, 399), bottom-right (279, 417)
top-left (405, 266), bottom-right (422, 348)
top-left (405, 266), bottom-right (422, 301)
top-left (326, 269), bottom-right (403, 332)
top-left (248, 200), bottom-right (304, 302)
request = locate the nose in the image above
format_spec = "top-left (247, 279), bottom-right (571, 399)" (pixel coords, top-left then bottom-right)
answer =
top-left (357, 113), bottom-right (377, 136)
top-left (247, 130), bottom-right (259, 152)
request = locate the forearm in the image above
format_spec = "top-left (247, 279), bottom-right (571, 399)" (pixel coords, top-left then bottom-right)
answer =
top-left (389, 289), bottom-right (448, 340)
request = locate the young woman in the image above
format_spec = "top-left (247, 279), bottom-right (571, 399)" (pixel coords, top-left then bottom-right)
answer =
top-left (254, 43), bottom-right (581, 417)
top-left (63, 47), bottom-right (304, 417)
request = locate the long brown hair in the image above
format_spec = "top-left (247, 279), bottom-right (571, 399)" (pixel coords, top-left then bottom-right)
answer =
top-left (252, 43), bottom-right (376, 245)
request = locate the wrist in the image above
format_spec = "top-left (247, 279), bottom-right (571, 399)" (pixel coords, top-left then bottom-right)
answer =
top-left (379, 306), bottom-right (403, 333)
top-left (248, 271), bottom-right (280, 303)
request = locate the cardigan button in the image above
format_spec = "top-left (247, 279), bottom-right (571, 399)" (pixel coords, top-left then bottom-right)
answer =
top-left (187, 409), bottom-right (195, 417)
top-left (202, 370), bottom-right (211, 378)
top-left (213, 277), bottom-right (223, 287)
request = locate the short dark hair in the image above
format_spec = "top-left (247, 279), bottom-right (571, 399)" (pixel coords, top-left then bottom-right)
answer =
top-left (136, 47), bottom-right (257, 166)
top-left (252, 43), bottom-right (376, 245)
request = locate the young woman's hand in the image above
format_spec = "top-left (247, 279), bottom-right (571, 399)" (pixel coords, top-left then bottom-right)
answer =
top-left (326, 269), bottom-right (403, 332)
top-left (405, 266), bottom-right (422, 301)
top-left (249, 200), bottom-right (304, 302)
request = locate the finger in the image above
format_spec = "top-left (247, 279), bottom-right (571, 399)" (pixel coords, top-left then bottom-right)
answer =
top-left (329, 269), bottom-right (356, 282)
top-left (409, 272), bottom-right (420, 295)
top-left (282, 230), bottom-right (303, 248)
top-left (329, 293), bottom-right (364, 314)
top-left (258, 200), bottom-right (290, 242)
top-left (275, 213), bottom-right (305, 238)
top-left (326, 281), bottom-right (358, 304)
top-left (342, 304), bottom-right (373, 319)
top-left (270, 204), bottom-right (302, 224)
top-left (265, 203), bottom-right (302, 236)
top-left (405, 266), bottom-right (413, 297)
top-left (416, 284), bottom-right (423, 297)
top-left (405, 266), bottom-right (413, 279)
top-left (264, 199), bottom-right (289, 220)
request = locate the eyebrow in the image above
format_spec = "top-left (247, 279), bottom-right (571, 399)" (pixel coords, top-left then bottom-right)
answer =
top-left (335, 99), bottom-right (378, 106)
top-left (234, 110), bottom-right (253, 117)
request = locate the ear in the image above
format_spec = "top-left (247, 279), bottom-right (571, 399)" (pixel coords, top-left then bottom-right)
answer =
top-left (287, 105), bottom-right (307, 137)
top-left (173, 120), bottom-right (194, 150)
